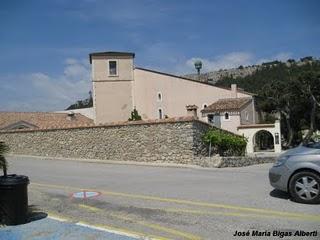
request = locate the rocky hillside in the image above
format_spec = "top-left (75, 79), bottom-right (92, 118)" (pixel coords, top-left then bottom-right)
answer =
top-left (183, 56), bottom-right (317, 84)
top-left (184, 65), bottom-right (257, 83)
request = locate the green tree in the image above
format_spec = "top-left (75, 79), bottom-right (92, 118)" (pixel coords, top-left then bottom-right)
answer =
top-left (294, 71), bottom-right (320, 143)
top-left (202, 129), bottom-right (247, 156)
top-left (66, 91), bottom-right (93, 110)
top-left (258, 80), bottom-right (298, 147)
top-left (215, 58), bottom-right (320, 147)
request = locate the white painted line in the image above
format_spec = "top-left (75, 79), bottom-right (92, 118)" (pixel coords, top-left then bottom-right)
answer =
top-left (47, 215), bottom-right (68, 222)
top-left (48, 215), bottom-right (153, 239)
top-left (76, 222), bottom-right (143, 239)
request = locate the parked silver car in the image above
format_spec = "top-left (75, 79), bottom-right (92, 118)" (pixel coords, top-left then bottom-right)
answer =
top-left (269, 142), bottom-right (320, 204)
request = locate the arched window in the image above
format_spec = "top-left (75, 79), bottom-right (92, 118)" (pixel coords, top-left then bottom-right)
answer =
top-left (157, 92), bottom-right (162, 102)
top-left (224, 112), bottom-right (229, 120)
top-left (158, 108), bottom-right (163, 119)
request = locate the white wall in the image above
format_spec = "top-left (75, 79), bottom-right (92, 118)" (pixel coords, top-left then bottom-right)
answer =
top-left (91, 55), bottom-right (134, 124)
top-left (133, 68), bottom-right (251, 121)
top-left (237, 120), bottom-right (282, 154)
top-left (54, 108), bottom-right (95, 120)
top-left (220, 113), bottom-right (241, 134)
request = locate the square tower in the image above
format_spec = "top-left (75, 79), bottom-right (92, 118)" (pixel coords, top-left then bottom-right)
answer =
top-left (89, 52), bottom-right (135, 124)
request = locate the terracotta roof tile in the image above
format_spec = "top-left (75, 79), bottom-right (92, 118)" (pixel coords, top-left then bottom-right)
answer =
top-left (0, 116), bottom-right (199, 133)
top-left (201, 98), bottom-right (251, 113)
top-left (0, 112), bottom-right (94, 130)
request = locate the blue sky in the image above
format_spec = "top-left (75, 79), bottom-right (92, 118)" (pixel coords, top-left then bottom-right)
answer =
top-left (0, 0), bottom-right (319, 111)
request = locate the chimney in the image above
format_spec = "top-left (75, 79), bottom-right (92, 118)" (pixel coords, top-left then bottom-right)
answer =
top-left (186, 105), bottom-right (198, 119)
top-left (67, 111), bottom-right (76, 121)
top-left (231, 84), bottom-right (238, 98)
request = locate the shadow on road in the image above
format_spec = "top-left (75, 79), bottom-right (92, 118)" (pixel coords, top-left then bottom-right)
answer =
top-left (27, 205), bottom-right (48, 223)
top-left (269, 189), bottom-right (290, 200)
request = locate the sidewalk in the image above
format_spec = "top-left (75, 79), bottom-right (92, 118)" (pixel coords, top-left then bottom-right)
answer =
top-left (0, 217), bottom-right (140, 240)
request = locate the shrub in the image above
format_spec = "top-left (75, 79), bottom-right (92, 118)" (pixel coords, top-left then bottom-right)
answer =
top-left (202, 129), bottom-right (247, 156)
top-left (128, 108), bottom-right (142, 121)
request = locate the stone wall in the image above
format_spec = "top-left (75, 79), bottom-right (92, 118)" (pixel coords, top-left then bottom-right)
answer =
top-left (195, 156), bottom-right (276, 168)
top-left (0, 117), bottom-right (276, 168)
top-left (0, 117), bottom-right (210, 165)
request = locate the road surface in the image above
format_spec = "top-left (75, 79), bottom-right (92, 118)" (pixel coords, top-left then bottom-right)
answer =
top-left (6, 155), bottom-right (320, 240)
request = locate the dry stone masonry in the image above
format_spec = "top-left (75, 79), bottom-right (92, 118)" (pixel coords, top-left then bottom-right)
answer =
top-left (0, 117), bottom-right (275, 167)
top-left (0, 118), bottom-right (208, 164)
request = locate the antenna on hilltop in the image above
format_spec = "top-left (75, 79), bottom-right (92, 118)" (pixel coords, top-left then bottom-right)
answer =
top-left (194, 60), bottom-right (202, 76)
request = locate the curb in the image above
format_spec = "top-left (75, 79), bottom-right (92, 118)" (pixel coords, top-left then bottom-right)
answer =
top-left (8, 154), bottom-right (207, 170)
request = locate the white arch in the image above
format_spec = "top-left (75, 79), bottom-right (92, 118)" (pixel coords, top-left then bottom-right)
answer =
top-left (252, 129), bottom-right (275, 152)
top-left (237, 120), bottom-right (282, 154)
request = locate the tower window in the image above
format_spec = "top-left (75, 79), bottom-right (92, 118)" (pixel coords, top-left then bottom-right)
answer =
top-left (157, 92), bottom-right (162, 101)
top-left (109, 61), bottom-right (117, 76)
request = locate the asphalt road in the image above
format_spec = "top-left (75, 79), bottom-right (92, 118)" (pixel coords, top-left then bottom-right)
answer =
top-left (7, 155), bottom-right (320, 240)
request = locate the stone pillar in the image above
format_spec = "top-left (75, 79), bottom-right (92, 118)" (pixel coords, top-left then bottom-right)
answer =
top-left (274, 120), bottom-right (282, 153)
top-left (186, 105), bottom-right (198, 119)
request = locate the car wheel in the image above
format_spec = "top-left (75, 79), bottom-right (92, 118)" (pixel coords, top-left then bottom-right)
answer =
top-left (289, 171), bottom-right (320, 204)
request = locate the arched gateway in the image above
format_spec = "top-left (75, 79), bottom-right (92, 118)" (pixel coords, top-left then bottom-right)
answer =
top-left (237, 120), bottom-right (282, 154)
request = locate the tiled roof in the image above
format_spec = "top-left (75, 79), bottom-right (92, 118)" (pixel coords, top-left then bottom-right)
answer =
top-left (89, 51), bottom-right (135, 63)
top-left (201, 98), bottom-right (252, 113)
top-left (0, 116), bottom-right (202, 133)
top-left (0, 112), bottom-right (94, 130)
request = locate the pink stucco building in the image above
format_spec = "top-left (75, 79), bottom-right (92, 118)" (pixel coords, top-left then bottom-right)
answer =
top-left (89, 51), bottom-right (282, 154)
top-left (90, 52), bottom-right (254, 127)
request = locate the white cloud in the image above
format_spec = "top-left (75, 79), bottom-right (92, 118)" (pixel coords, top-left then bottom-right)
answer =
top-left (30, 59), bottom-right (91, 107)
top-left (0, 50), bottom-right (294, 111)
top-left (65, 58), bottom-right (78, 65)
top-left (63, 58), bottom-right (90, 80)
top-left (256, 52), bottom-right (292, 64)
top-left (0, 58), bottom-right (91, 112)
top-left (178, 52), bottom-right (254, 74)
top-left (177, 51), bottom-right (294, 74)
top-left (65, 0), bottom-right (170, 28)
top-left (274, 52), bottom-right (292, 61)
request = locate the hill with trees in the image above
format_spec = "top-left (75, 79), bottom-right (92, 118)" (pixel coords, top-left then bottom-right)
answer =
top-left (215, 57), bottom-right (320, 147)
top-left (66, 91), bottom-right (93, 110)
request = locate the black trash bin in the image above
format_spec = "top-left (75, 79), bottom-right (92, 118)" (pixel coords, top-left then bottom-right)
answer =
top-left (0, 174), bottom-right (29, 225)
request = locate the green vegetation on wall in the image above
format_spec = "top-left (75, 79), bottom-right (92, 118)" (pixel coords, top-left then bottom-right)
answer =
top-left (202, 128), bottom-right (247, 156)
top-left (128, 109), bottom-right (142, 121)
